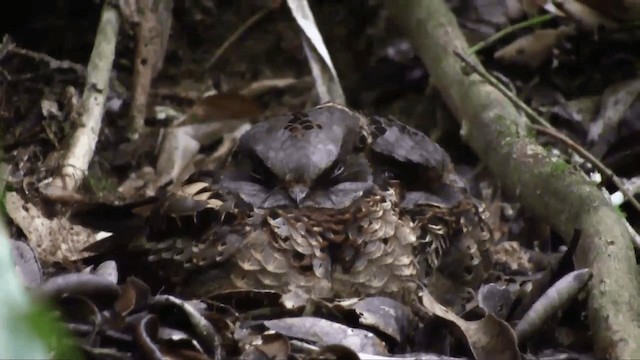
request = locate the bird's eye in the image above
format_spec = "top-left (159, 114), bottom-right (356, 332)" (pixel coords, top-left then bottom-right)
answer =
top-left (331, 163), bottom-right (344, 178)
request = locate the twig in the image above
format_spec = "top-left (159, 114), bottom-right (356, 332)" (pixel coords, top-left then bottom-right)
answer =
top-left (3, 35), bottom-right (85, 75)
top-left (205, 7), bottom-right (271, 69)
top-left (468, 13), bottom-right (557, 54)
top-left (43, 2), bottom-right (121, 195)
top-left (453, 51), bottom-right (554, 130)
top-left (532, 124), bottom-right (640, 215)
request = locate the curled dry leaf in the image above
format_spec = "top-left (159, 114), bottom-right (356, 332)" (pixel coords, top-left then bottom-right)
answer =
top-left (10, 238), bottom-right (42, 288)
top-left (135, 314), bottom-right (164, 360)
top-left (39, 272), bottom-right (121, 307)
top-left (155, 127), bottom-right (201, 187)
top-left (157, 326), bottom-right (204, 350)
top-left (155, 93), bottom-right (258, 186)
top-left (114, 278), bottom-right (143, 316)
top-left (314, 344), bottom-right (361, 360)
top-left (181, 93), bottom-right (262, 126)
top-left (551, 0), bottom-right (620, 30)
top-left (478, 283), bottom-right (516, 320)
top-left (546, 95), bottom-right (600, 125)
top-left (419, 288), bottom-right (520, 360)
top-left (150, 295), bottom-right (222, 358)
top-left (587, 77), bottom-right (640, 156)
top-left (262, 317), bottom-right (389, 356)
top-left (247, 331), bottom-right (291, 360)
top-left (58, 294), bottom-right (101, 327)
top-left (570, 0), bottom-right (640, 21)
top-left (347, 296), bottom-right (417, 343)
top-left (494, 26), bottom-right (574, 69)
top-left (515, 268), bottom-right (592, 342)
top-left (5, 191), bottom-right (95, 263)
top-left (93, 260), bottom-right (119, 284)
top-left (285, 0), bottom-right (345, 103)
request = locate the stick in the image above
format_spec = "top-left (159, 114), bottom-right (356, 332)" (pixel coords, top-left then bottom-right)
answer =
top-left (46, 2), bottom-right (121, 193)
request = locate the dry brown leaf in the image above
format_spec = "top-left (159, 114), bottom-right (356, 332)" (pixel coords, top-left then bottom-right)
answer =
top-left (263, 317), bottom-right (389, 355)
top-left (551, 0), bottom-right (620, 30)
top-left (5, 192), bottom-right (95, 263)
top-left (577, 0), bottom-right (640, 20)
top-left (514, 268), bottom-right (592, 342)
top-left (420, 289), bottom-right (520, 360)
top-left (494, 26), bottom-right (574, 68)
top-left (587, 77), bottom-right (640, 156)
top-left (285, 0), bottom-right (345, 104)
top-left (10, 239), bottom-right (42, 288)
top-left (181, 93), bottom-right (262, 125)
top-left (347, 297), bottom-right (417, 343)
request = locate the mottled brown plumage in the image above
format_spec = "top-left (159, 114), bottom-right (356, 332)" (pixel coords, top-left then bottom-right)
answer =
top-left (73, 103), bottom-right (492, 299)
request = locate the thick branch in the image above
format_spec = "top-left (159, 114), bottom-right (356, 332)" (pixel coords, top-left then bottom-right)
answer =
top-left (385, 1), bottom-right (640, 358)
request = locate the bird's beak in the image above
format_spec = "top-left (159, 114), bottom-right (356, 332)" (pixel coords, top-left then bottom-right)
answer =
top-left (288, 184), bottom-right (309, 205)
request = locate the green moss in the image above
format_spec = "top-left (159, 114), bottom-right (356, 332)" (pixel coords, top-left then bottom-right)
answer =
top-left (549, 159), bottom-right (570, 174)
top-left (85, 172), bottom-right (119, 197)
top-left (614, 205), bottom-right (628, 219)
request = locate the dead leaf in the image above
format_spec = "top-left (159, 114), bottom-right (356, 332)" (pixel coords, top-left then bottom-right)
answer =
top-left (285, 0), bottom-right (345, 104)
top-left (346, 297), bottom-right (416, 343)
top-left (10, 239), bottom-right (42, 288)
top-left (420, 289), bottom-right (520, 360)
top-left (249, 332), bottom-right (291, 360)
top-left (181, 93), bottom-right (262, 126)
top-left (550, 0), bottom-right (620, 30)
top-left (262, 317), bottom-right (389, 355)
top-left (577, 0), bottom-right (640, 20)
top-left (545, 95), bottom-right (601, 125)
top-left (587, 77), bottom-right (640, 157)
top-left (5, 191), bottom-right (95, 263)
top-left (478, 283), bottom-right (516, 320)
top-left (494, 26), bottom-right (574, 68)
top-left (514, 268), bottom-right (592, 342)
top-left (39, 272), bottom-right (121, 306)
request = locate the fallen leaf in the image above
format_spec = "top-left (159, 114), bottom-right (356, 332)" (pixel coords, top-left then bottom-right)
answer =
top-left (5, 191), bottom-right (95, 263)
top-left (285, 0), bottom-right (345, 103)
top-left (494, 26), bottom-right (574, 68)
top-left (262, 317), bottom-right (389, 355)
top-left (420, 289), bottom-right (520, 360)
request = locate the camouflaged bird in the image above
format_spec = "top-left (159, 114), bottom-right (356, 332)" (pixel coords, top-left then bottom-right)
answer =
top-left (73, 103), bottom-right (492, 299)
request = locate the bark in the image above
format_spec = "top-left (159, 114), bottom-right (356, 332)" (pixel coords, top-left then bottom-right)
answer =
top-left (385, 1), bottom-right (640, 358)
top-left (56, 2), bottom-right (120, 191)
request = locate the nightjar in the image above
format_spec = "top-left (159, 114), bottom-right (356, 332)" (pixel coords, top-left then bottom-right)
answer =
top-left (72, 103), bottom-right (492, 299)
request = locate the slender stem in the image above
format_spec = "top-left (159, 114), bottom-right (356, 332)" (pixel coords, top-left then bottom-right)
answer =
top-left (205, 8), bottom-right (271, 69)
top-left (453, 51), bottom-right (554, 129)
top-left (468, 13), bottom-right (557, 54)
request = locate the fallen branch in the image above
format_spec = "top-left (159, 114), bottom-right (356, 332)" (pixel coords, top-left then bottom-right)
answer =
top-left (385, 1), bottom-right (640, 358)
top-left (45, 2), bottom-right (121, 194)
top-left (2, 35), bottom-right (86, 74)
